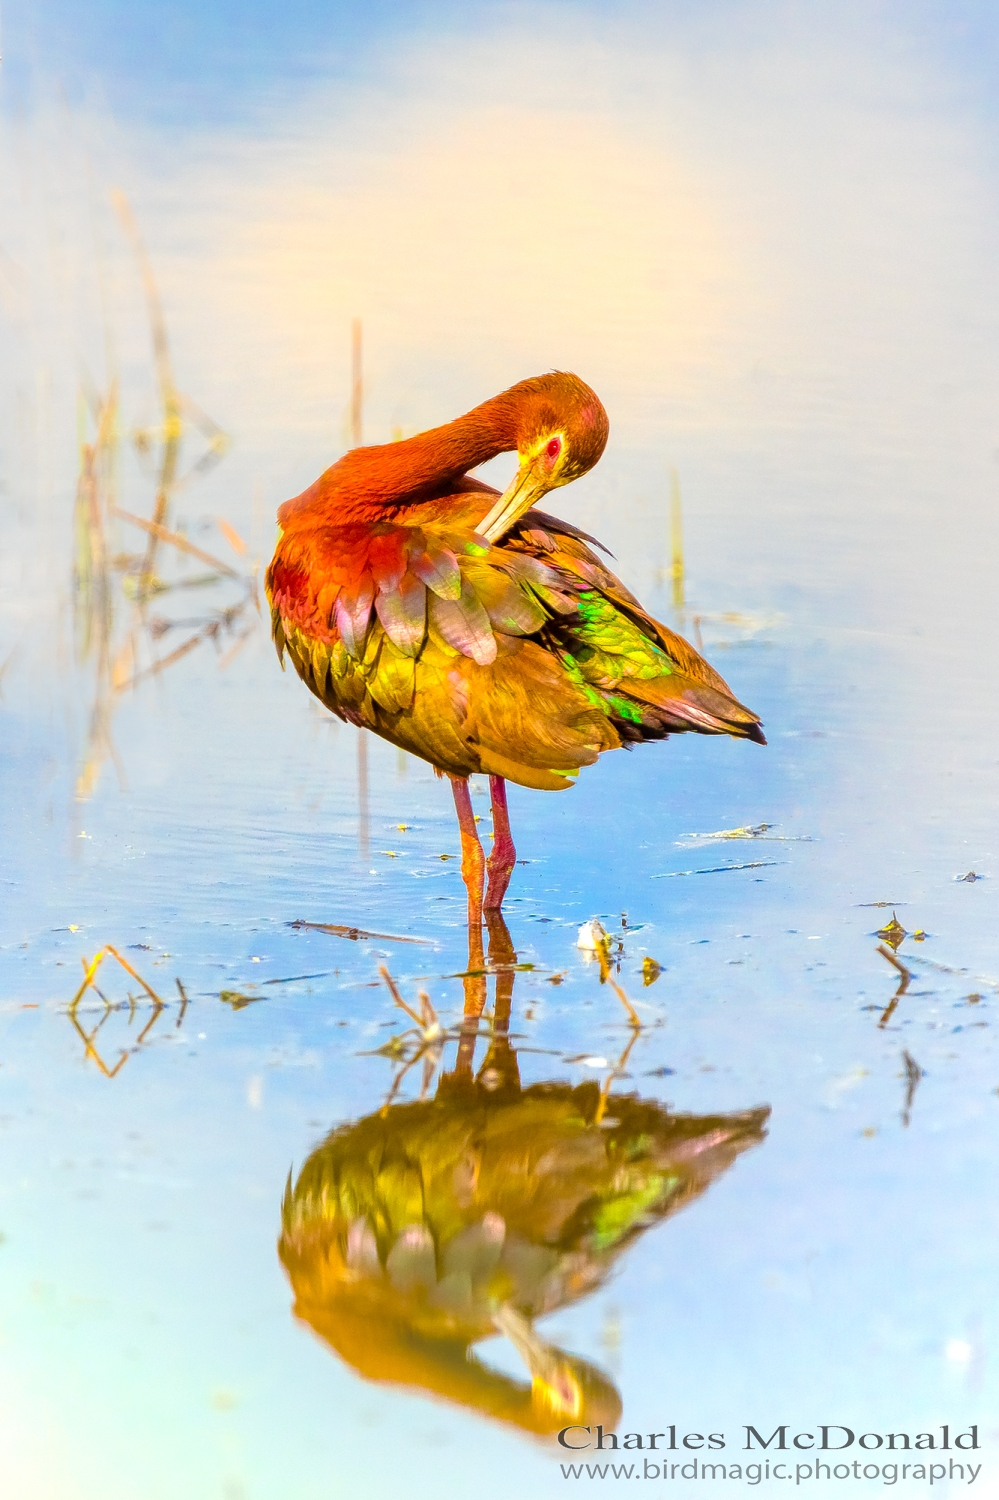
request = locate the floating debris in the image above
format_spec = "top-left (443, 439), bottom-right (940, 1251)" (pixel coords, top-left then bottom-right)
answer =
top-left (678, 824), bottom-right (812, 846)
top-left (365, 1034), bottom-right (409, 1061)
top-left (577, 919), bottom-right (608, 952)
top-left (654, 861), bottom-right (783, 879)
top-left (642, 957), bottom-right (663, 986)
top-left (288, 919), bottom-right (429, 945)
top-left (681, 823), bottom-right (772, 841)
top-left (261, 972), bottom-right (332, 986)
top-left (956, 871), bottom-right (983, 882)
top-left (876, 913), bottom-right (906, 951)
top-left (220, 990), bottom-right (262, 1010)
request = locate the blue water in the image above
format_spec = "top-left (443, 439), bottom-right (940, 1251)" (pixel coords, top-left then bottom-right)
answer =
top-left (2, 4), bottom-right (998, 1496)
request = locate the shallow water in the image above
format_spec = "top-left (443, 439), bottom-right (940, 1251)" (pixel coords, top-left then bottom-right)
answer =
top-left (2, 6), bottom-right (999, 1497)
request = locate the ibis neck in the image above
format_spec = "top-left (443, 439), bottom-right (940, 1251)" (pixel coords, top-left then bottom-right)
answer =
top-left (279, 395), bottom-right (520, 527)
top-left (384, 395), bottom-right (519, 490)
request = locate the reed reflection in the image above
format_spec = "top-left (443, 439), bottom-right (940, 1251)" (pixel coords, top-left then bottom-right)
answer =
top-left (71, 194), bottom-right (254, 802)
top-left (279, 916), bottom-right (769, 1438)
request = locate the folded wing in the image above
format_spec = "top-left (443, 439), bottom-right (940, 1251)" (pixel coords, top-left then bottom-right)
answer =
top-left (265, 497), bottom-right (764, 793)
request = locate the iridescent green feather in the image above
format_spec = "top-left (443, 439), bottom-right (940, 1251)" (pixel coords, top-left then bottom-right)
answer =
top-left (568, 592), bottom-right (675, 686)
top-left (588, 1173), bottom-right (681, 1252)
top-left (545, 591), bottom-right (685, 728)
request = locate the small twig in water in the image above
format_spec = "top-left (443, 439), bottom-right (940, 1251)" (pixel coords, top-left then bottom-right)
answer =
top-left (379, 965), bottom-right (426, 1028)
top-left (900, 1050), bottom-right (922, 1128)
top-left (877, 943), bottom-right (912, 1029)
top-left (594, 1030), bottom-right (641, 1124)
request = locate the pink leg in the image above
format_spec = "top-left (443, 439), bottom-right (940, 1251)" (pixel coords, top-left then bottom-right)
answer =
top-left (484, 775), bottom-right (517, 910)
top-left (451, 778), bottom-right (485, 951)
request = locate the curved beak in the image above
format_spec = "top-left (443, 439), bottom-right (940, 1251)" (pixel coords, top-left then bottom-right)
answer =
top-left (478, 455), bottom-right (548, 543)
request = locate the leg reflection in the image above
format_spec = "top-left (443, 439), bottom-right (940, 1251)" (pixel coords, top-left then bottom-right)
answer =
top-left (279, 910), bottom-right (770, 1443)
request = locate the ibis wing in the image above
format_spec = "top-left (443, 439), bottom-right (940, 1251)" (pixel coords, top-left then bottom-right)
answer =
top-left (511, 510), bottom-right (737, 694)
top-left (503, 512), bottom-right (765, 743)
top-left (266, 495), bottom-right (764, 779)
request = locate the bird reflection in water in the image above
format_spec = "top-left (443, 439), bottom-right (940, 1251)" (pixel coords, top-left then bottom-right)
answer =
top-left (278, 916), bottom-right (769, 1439)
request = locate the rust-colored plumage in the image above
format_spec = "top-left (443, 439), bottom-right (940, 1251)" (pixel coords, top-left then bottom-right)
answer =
top-left (266, 372), bottom-right (764, 928)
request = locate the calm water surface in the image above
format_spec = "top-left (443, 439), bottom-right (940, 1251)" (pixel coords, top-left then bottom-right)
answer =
top-left (1, 6), bottom-right (998, 1497)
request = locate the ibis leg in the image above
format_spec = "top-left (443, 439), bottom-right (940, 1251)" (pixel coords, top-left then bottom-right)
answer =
top-left (484, 775), bottom-right (516, 910)
top-left (451, 777), bottom-right (485, 946)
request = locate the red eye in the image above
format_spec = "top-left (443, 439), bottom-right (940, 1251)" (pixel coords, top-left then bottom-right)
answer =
top-left (546, 437), bottom-right (562, 460)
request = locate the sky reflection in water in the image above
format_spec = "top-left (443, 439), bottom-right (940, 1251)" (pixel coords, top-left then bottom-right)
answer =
top-left (1, 4), bottom-right (998, 1497)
